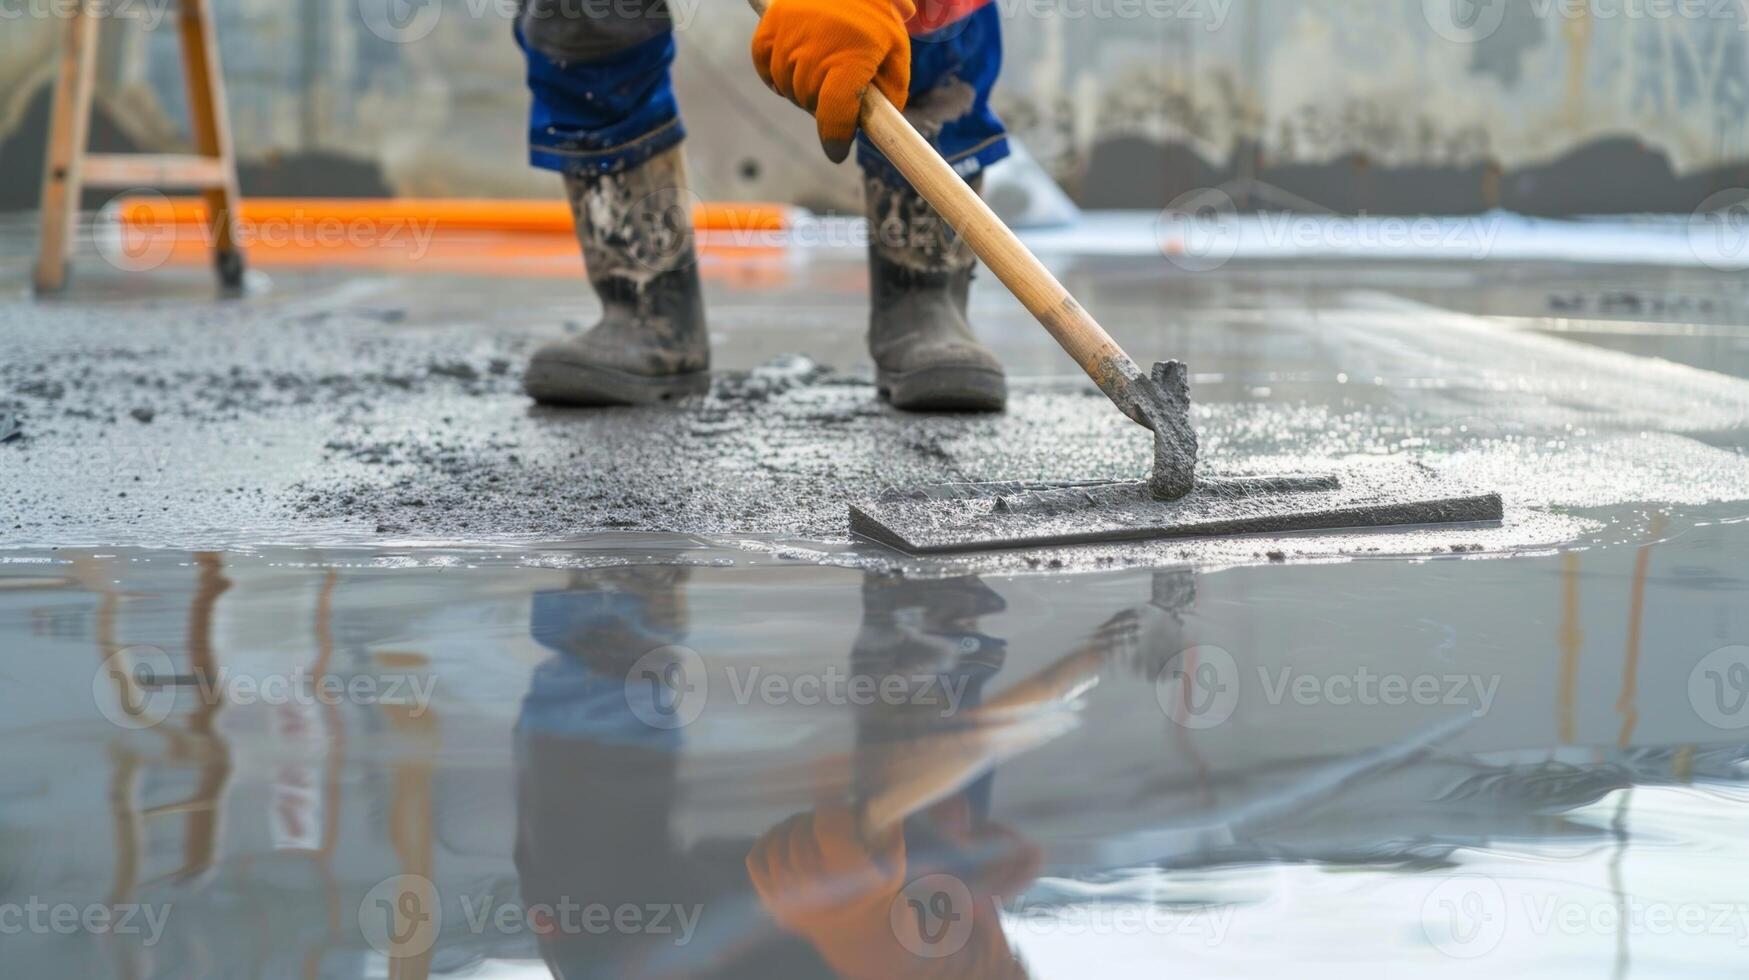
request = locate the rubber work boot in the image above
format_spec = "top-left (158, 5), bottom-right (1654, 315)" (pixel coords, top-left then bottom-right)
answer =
top-left (525, 145), bottom-right (709, 405)
top-left (865, 173), bottom-right (1007, 412)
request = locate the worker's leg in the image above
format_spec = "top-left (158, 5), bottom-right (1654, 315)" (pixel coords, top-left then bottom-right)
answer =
top-left (860, 3), bottom-right (1010, 412)
top-left (516, 1), bottom-right (708, 406)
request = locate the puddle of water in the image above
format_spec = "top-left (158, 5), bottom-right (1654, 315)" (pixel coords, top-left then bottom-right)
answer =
top-left (2, 503), bottom-right (1747, 978)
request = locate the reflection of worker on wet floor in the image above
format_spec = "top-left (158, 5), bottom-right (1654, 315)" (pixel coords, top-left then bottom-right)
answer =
top-left (516, 0), bottom-right (1011, 412)
top-left (516, 566), bottom-right (786, 976)
top-left (514, 566), bottom-right (1043, 977)
top-left (751, 574), bottom-right (1034, 978)
top-left (762, 573), bottom-right (1205, 977)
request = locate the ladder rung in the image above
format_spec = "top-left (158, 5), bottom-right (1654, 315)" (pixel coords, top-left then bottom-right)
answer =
top-left (82, 154), bottom-right (227, 189)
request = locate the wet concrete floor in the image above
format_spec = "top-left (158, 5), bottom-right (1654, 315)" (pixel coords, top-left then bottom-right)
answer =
top-left (4, 224), bottom-right (1749, 976)
top-left (4, 227), bottom-right (1748, 570)
top-left (5, 518), bottom-right (1749, 977)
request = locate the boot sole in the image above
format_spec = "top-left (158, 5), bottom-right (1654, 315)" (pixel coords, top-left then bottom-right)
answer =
top-left (878, 365), bottom-right (1007, 412)
top-left (525, 360), bottom-right (710, 407)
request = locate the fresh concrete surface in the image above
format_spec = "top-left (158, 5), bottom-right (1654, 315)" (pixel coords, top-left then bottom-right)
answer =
top-left (4, 215), bottom-right (1749, 573)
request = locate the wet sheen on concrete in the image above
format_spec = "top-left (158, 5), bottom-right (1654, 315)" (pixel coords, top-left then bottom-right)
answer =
top-left (6, 229), bottom-right (1749, 977)
top-left (6, 241), bottom-right (1749, 573)
top-left (4, 508), bottom-right (1748, 976)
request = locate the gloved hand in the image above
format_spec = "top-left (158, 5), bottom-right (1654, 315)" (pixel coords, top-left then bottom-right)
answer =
top-left (751, 0), bottom-right (915, 163)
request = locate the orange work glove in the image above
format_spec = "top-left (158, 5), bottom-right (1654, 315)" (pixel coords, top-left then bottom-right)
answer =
top-left (746, 805), bottom-right (1026, 980)
top-left (751, 0), bottom-right (915, 163)
top-left (746, 806), bottom-right (909, 979)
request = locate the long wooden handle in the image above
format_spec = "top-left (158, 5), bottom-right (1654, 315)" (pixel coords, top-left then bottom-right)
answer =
top-left (857, 637), bottom-right (1102, 835)
top-left (745, 0), bottom-right (1155, 428)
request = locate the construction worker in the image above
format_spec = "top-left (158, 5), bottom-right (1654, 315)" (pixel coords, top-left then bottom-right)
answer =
top-left (516, 0), bottom-right (1009, 412)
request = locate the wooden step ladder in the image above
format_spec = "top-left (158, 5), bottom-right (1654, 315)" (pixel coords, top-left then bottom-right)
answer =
top-left (34, 0), bottom-right (245, 293)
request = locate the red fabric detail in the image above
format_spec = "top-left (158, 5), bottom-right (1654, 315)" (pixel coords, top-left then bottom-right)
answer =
top-left (908, 0), bottom-right (994, 36)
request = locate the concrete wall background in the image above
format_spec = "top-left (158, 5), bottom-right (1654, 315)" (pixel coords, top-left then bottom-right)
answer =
top-left (2, 0), bottom-right (1746, 214)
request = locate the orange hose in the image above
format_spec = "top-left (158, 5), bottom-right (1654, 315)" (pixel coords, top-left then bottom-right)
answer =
top-left (117, 197), bottom-right (797, 234)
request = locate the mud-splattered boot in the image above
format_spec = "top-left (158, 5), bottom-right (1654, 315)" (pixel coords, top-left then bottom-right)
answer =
top-left (525, 145), bottom-right (708, 406)
top-left (865, 174), bottom-right (1007, 412)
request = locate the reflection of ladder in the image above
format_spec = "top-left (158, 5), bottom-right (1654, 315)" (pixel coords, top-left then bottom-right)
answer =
top-left (95, 554), bottom-right (234, 906)
top-left (33, 0), bottom-right (245, 293)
